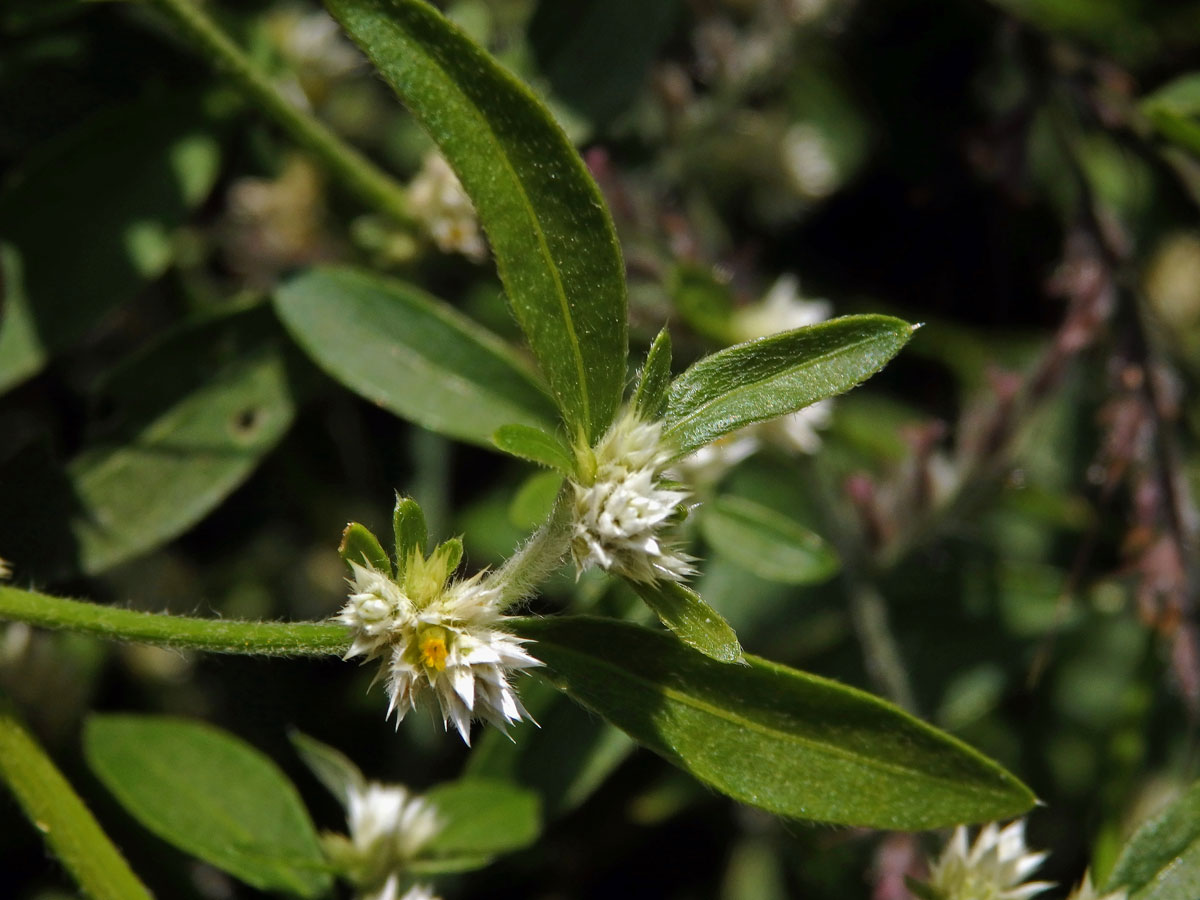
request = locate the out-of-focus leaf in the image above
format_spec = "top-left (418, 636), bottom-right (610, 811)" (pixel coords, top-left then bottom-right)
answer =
top-left (275, 265), bottom-right (557, 447)
top-left (512, 616), bottom-right (1037, 828)
top-left (669, 262), bottom-right (736, 343)
top-left (467, 678), bottom-right (634, 820)
top-left (1107, 779), bottom-right (1200, 899)
top-left (0, 306), bottom-right (295, 579)
top-left (626, 578), bottom-right (744, 663)
top-left (415, 778), bottom-right (539, 872)
top-left (634, 327), bottom-right (673, 421)
top-left (339, 522), bottom-right (391, 575)
top-left (324, 0), bottom-right (628, 445)
top-left (84, 716), bottom-right (331, 898)
top-left (289, 731), bottom-right (364, 808)
top-left (508, 471), bottom-right (563, 531)
top-left (493, 424), bottom-right (576, 475)
top-left (0, 97), bottom-right (220, 392)
top-left (1142, 73), bottom-right (1200, 157)
top-left (664, 316), bottom-right (915, 457)
top-left (700, 496), bottom-right (840, 585)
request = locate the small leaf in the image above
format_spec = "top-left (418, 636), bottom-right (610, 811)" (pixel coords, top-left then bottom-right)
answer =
top-left (626, 578), bottom-right (744, 663)
top-left (634, 327), bottom-right (673, 421)
top-left (493, 424), bottom-right (576, 474)
top-left (393, 495), bottom-right (428, 576)
top-left (84, 716), bottom-right (331, 898)
top-left (289, 731), bottom-right (364, 808)
top-left (274, 266), bottom-right (558, 447)
top-left (419, 778), bottom-right (540, 871)
top-left (339, 523), bottom-right (391, 575)
top-left (700, 496), bottom-right (840, 585)
top-left (508, 471), bottom-right (564, 531)
top-left (664, 315), bottom-right (915, 458)
top-left (511, 616), bottom-right (1036, 828)
top-left (323, 0), bottom-right (628, 444)
top-left (1107, 778), bottom-right (1200, 899)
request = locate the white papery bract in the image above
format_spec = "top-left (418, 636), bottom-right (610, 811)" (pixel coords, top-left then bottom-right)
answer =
top-left (1065, 873), bottom-right (1127, 900)
top-left (570, 410), bottom-right (694, 583)
top-left (926, 820), bottom-right (1053, 900)
top-left (337, 557), bottom-right (540, 744)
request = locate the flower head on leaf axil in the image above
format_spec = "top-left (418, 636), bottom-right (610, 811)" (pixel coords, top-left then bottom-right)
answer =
top-left (922, 820), bottom-right (1053, 900)
top-left (336, 502), bottom-right (540, 744)
top-left (569, 408), bottom-right (694, 584)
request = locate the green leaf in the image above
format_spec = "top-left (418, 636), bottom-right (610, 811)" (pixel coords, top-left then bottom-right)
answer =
top-left (84, 716), bottom-right (332, 898)
top-left (0, 97), bottom-right (221, 393)
top-left (274, 265), bottom-right (558, 447)
top-left (508, 471), bottom-right (564, 531)
top-left (0, 306), bottom-right (295, 579)
top-left (339, 522), bottom-right (392, 575)
top-left (436, 536), bottom-right (464, 575)
top-left (322, 0), bottom-right (628, 444)
top-left (626, 578), bottom-right (744, 663)
top-left (700, 496), bottom-right (840, 585)
top-left (664, 315), bottom-right (915, 458)
top-left (419, 778), bottom-right (540, 870)
top-left (289, 732), bottom-right (365, 809)
top-left (493, 424), bottom-right (576, 475)
top-left (1107, 779), bottom-right (1200, 900)
top-left (634, 327), bottom-right (673, 421)
top-left (511, 616), bottom-right (1036, 828)
top-left (393, 494), bottom-right (428, 575)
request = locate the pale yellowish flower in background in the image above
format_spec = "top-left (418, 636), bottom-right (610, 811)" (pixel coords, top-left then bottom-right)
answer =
top-left (1065, 872), bottom-right (1127, 900)
top-left (406, 153), bottom-right (488, 262)
top-left (925, 820), bottom-right (1053, 900)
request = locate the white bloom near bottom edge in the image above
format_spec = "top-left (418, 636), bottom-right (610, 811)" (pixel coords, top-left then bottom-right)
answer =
top-left (1066, 873), bottom-right (1127, 900)
top-left (362, 875), bottom-right (441, 900)
top-left (927, 820), bottom-right (1053, 900)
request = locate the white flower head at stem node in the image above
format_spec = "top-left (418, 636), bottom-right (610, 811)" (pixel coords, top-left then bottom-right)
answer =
top-left (570, 409), bottom-right (695, 584)
top-left (1065, 872), bottom-right (1127, 900)
top-left (336, 552), bottom-right (541, 744)
top-left (363, 878), bottom-right (441, 900)
top-left (926, 820), bottom-right (1053, 900)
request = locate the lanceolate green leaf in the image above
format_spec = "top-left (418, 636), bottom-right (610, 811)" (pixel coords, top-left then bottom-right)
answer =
top-left (664, 316), bottom-right (916, 458)
top-left (626, 577), bottom-right (744, 663)
top-left (274, 265), bottom-right (558, 447)
top-left (634, 326), bottom-right (673, 421)
top-left (493, 424), bottom-right (577, 475)
top-left (84, 716), bottom-right (332, 898)
top-left (700, 496), bottom-right (840, 585)
top-left (339, 522), bottom-right (392, 575)
top-left (512, 616), bottom-right (1035, 828)
top-left (322, 0), bottom-right (628, 445)
top-left (1107, 778), bottom-right (1200, 900)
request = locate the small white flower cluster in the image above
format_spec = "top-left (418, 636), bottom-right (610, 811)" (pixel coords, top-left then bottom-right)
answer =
top-left (924, 820), bottom-right (1052, 900)
top-left (337, 547), bottom-right (540, 744)
top-left (406, 153), bottom-right (488, 262)
top-left (570, 410), bottom-right (694, 583)
top-left (322, 778), bottom-right (442, 900)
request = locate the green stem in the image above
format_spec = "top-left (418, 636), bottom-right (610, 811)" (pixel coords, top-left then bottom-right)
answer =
top-left (0, 693), bottom-right (154, 900)
top-left (0, 586), bottom-right (346, 656)
top-left (148, 0), bottom-right (412, 222)
top-left (489, 485), bottom-right (574, 609)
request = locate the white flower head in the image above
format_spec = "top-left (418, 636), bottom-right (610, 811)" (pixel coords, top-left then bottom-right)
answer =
top-left (926, 820), bottom-right (1053, 900)
top-left (407, 153), bottom-right (488, 262)
top-left (337, 544), bottom-right (540, 744)
top-left (346, 782), bottom-right (441, 871)
top-left (571, 409), bottom-right (694, 583)
top-left (364, 879), bottom-right (441, 900)
top-left (1066, 872), bottom-right (1127, 900)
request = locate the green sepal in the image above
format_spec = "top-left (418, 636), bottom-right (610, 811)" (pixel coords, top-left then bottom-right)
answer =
top-left (634, 327), bottom-right (673, 421)
top-left (338, 522), bottom-right (391, 575)
top-left (393, 494), bottom-right (428, 579)
top-left (625, 578), bottom-right (744, 663)
top-left (492, 424), bottom-right (577, 476)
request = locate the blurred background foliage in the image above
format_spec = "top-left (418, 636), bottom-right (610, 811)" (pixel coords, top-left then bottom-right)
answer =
top-left (2, 0), bottom-right (1200, 896)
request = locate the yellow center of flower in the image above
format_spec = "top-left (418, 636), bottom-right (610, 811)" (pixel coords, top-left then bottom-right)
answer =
top-left (418, 628), bottom-right (449, 672)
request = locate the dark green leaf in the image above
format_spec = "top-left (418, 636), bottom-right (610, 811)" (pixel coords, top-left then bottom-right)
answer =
top-left (322, 0), bottom-right (628, 445)
top-left (700, 496), bottom-right (840, 585)
top-left (664, 315), bottom-right (915, 458)
top-left (493, 424), bottom-right (576, 475)
top-left (634, 327), bottom-right (673, 421)
top-left (274, 265), bottom-right (558, 447)
top-left (339, 523), bottom-right (391, 575)
top-left (393, 494), bottom-right (428, 575)
top-left (626, 578), bottom-right (744, 663)
top-left (84, 716), bottom-right (331, 898)
top-left (0, 98), bottom-right (220, 392)
top-left (511, 616), bottom-right (1036, 828)
top-left (1107, 779), bottom-right (1200, 900)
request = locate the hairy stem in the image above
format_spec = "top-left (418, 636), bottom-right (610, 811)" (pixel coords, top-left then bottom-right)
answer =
top-left (148, 0), bottom-right (412, 222)
top-left (489, 484), bottom-right (574, 609)
top-left (0, 586), bottom-right (346, 656)
top-left (0, 694), bottom-right (153, 900)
